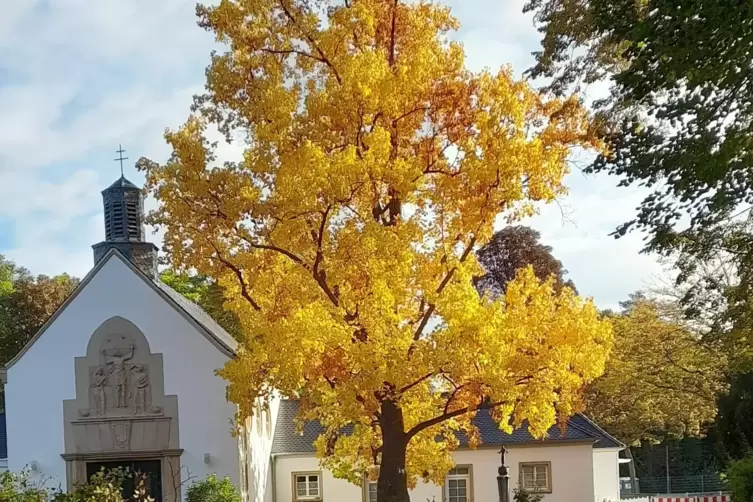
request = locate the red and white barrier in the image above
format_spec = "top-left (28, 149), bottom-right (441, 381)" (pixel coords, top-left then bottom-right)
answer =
top-left (649, 496), bottom-right (728, 502)
top-left (651, 498), bottom-right (697, 502)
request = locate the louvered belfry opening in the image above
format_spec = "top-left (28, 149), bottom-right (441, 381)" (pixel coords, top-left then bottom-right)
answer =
top-left (102, 177), bottom-right (145, 242)
top-left (93, 175), bottom-right (158, 277)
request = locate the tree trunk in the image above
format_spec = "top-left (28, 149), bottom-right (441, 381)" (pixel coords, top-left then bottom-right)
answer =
top-left (377, 399), bottom-right (410, 502)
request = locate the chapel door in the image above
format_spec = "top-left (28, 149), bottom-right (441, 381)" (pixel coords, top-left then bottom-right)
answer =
top-left (86, 460), bottom-right (162, 502)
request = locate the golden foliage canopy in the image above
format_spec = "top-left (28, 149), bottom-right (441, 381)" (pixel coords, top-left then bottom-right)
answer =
top-left (139, 0), bottom-right (612, 486)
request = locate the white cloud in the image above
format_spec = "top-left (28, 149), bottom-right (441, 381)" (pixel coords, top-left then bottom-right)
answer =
top-left (0, 0), bottom-right (665, 308)
top-left (522, 171), bottom-right (666, 310)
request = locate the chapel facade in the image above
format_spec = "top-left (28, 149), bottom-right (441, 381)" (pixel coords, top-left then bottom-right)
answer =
top-left (0, 175), bottom-right (274, 502)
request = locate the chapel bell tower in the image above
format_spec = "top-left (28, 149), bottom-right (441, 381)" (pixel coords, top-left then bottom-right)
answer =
top-left (92, 147), bottom-right (158, 277)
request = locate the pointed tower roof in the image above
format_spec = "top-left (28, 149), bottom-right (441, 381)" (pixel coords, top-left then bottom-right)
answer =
top-left (92, 147), bottom-right (158, 277)
top-left (104, 175), bottom-right (139, 191)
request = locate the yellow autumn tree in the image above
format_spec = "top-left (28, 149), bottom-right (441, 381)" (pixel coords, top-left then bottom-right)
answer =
top-left (138, 1), bottom-right (612, 501)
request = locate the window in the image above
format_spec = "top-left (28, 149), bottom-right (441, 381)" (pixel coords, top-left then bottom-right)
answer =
top-left (265, 406), bottom-right (272, 439)
top-left (519, 462), bottom-right (551, 493)
top-left (239, 427), bottom-right (250, 500)
top-left (293, 473), bottom-right (321, 501)
top-left (255, 401), bottom-right (263, 436)
top-left (366, 481), bottom-right (377, 502)
top-left (444, 466), bottom-right (472, 502)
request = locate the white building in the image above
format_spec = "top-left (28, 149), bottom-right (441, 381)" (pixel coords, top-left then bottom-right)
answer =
top-left (270, 400), bottom-right (624, 502)
top-left (0, 175), bottom-right (624, 502)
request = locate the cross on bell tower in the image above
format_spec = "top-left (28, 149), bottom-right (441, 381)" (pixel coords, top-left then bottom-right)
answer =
top-left (114, 144), bottom-right (128, 177)
top-left (92, 146), bottom-right (158, 277)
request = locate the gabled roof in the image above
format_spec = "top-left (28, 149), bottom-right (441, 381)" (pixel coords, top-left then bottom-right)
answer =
top-left (271, 400), bottom-right (623, 454)
top-left (5, 248), bottom-right (237, 370)
top-left (152, 278), bottom-right (237, 354)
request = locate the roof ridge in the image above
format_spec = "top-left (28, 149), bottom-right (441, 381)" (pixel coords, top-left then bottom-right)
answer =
top-left (566, 415), bottom-right (602, 439)
top-left (4, 249), bottom-right (237, 371)
top-left (151, 278), bottom-right (238, 355)
top-left (576, 413), bottom-right (625, 448)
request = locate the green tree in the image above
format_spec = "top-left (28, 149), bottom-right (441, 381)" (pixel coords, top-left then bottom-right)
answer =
top-left (159, 271), bottom-right (241, 339)
top-left (0, 257), bottom-right (78, 366)
top-left (586, 295), bottom-right (726, 446)
top-left (475, 226), bottom-right (576, 297)
top-left (727, 454), bottom-right (753, 502)
top-left (524, 0), bottom-right (753, 252)
top-left (585, 295), bottom-right (727, 488)
top-left (0, 256), bottom-right (15, 297)
top-left (710, 372), bottom-right (753, 465)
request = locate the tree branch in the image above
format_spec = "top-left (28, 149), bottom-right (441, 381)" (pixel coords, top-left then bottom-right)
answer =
top-left (206, 238), bottom-right (262, 311)
top-left (234, 226), bottom-right (307, 266)
top-left (260, 47), bottom-right (329, 65)
top-left (313, 205), bottom-right (331, 274)
top-left (311, 206), bottom-right (340, 307)
top-left (397, 371), bottom-right (437, 395)
top-left (388, 0), bottom-right (399, 67)
top-left (278, 0), bottom-right (343, 85)
top-left (405, 399), bottom-right (505, 440)
top-left (409, 236), bottom-right (477, 354)
top-left (394, 105), bottom-right (430, 124)
top-left (442, 383), bottom-right (468, 414)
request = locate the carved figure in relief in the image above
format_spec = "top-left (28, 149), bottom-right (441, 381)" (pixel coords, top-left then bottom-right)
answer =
top-left (92, 366), bottom-right (108, 416)
top-left (130, 364), bottom-right (149, 415)
top-left (103, 344), bottom-right (134, 408)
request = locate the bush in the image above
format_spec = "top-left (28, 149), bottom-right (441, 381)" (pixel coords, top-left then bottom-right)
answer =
top-left (186, 475), bottom-right (241, 502)
top-left (54, 468), bottom-right (153, 502)
top-left (513, 488), bottom-right (545, 502)
top-left (729, 455), bottom-right (753, 502)
top-left (0, 469), bottom-right (50, 502)
top-left (0, 467), bottom-right (155, 502)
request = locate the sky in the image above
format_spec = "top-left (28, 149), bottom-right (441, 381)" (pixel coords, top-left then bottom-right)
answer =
top-left (0, 0), bottom-right (666, 310)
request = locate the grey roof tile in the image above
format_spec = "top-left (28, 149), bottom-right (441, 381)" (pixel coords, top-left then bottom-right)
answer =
top-left (271, 400), bottom-right (622, 454)
top-left (104, 176), bottom-right (139, 191)
top-left (152, 279), bottom-right (238, 355)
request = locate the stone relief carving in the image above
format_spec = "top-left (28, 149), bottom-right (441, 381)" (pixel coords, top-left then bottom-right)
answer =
top-left (63, 316), bottom-right (182, 501)
top-left (92, 367), bottom-right (108, 417)
top-left (111, 421), bottom-right (132, 450)
top-left (76, 333), bottom-right (163, 418)
top-left (103, 344), bottom-right (134, 409)
top-left (131, 364), bottom-right (149, 415)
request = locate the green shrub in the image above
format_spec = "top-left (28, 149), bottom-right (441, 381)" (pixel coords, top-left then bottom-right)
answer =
top-left (512, 487), bottom-right (545, 502)
top-left (729, 454), bottom-right (753, 502)
top-left (0, 467), bottom-right (155, 502)
top-left (0, 469), bottom-right (50, 502)
top-left (53, 468), bottom-right (153, 502)
top-left (186, 475), bottom-right (241, 502)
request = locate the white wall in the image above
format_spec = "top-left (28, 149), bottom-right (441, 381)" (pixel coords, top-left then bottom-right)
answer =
top-left (243, 395), bottom-right (280, 502)
top-left (5, 255), bottom-right (239, 498)
top-left (593, 449), bottom-right (621, 502)
top-left (274, 443), bottom-right (596, 502)
top-left (275, 456), bottom-right (364, 502)
top-left (454, 445), bottom-right (595, 502)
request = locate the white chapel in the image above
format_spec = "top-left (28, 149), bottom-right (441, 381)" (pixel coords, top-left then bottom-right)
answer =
top-left (1, 175), bottom-right (275, 502)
